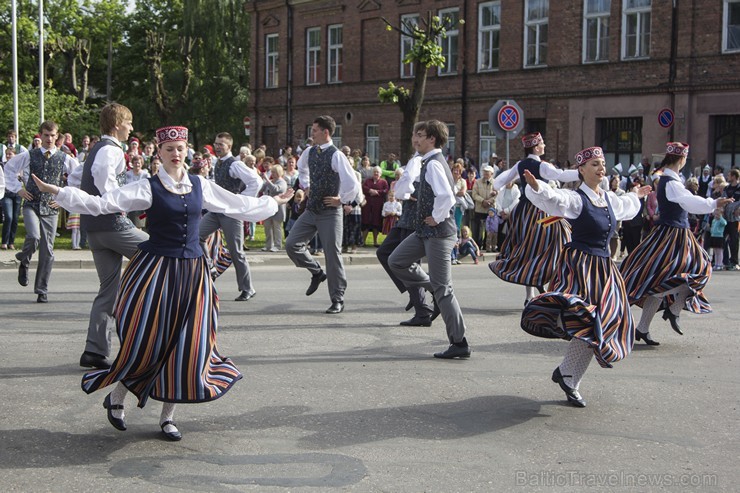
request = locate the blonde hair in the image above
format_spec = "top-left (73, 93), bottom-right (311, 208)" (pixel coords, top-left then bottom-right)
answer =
top-left (270, 164), bottom-right (284, 177)
top-left (99, 103), bottom-right (132, 135)
top-left (460, 225), bottom-right (472, 238)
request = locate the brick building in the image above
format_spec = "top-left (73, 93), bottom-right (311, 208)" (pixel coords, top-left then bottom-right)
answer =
top-left (247, 0), bottom-right (740, 172)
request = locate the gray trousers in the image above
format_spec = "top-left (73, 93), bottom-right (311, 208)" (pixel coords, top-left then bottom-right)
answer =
top-left (286, 207), bottom-right (346, 303)
top-left (85, 228), bottom-right (149, 357)
top-left (17, 206), bottom-right (58, 295)
top-left (389, 233), bottom-right (467, 344)
top-left (199, 212), bottom-right (252, 293)
top-left (263, 216), bottom-right (283, 250)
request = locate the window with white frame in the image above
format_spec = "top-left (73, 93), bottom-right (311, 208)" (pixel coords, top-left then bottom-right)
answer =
top-left (333, 124), bottom-right (343, 148)
top-left (622, 0), bottom-right (651, 60)
top-left (400, 14), bottom-right (420, 78)
top-left (439, 8), bottom-right (459, 75)
top-left (478, 2), bottom-right (501, 72)
top-left (723, 0), bottom-right (740, 53)
top-left (366, 125), bottom-right (380, 165)
top-left (265, 34), bottom-right (278, 88)
top-left (524, 0), bottom-right (548, 67)
top-left (306, 27), bottom-right (321, 85)
top-left (479, 122), bottom-right (497, 164)
top-left (583, 0), bottom-right (610, 63)
top-left (328, 24), bottom-right (343, 83)
top-left (444, 124), bottom-right (456, 159)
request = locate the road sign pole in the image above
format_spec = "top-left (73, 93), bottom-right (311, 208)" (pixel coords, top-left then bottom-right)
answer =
top-left (506, 131), bottom-right (510, 173)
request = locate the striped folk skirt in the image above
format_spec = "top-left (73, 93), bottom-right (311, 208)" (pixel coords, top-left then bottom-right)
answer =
top-left (521, 247), bottom-right (634, 368)
top-left (205, 229), bottom-right (233, 279)
top-left (81, 250), bottom-right (242, 407)
top-left (619, 225), bottom-right (711, 314)
top-left (489, 200), bottom-right (571, 288)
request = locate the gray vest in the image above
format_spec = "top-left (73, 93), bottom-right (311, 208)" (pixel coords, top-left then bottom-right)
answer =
top-left (25, 149), bottom-right (66, 216)
top-left (396, 187), bottom-right (418, 230)
top-left (415, 151), bottom-right (457, 238)
top-left (213, 156), bottom-right (242, 194)
top-left (80, 139), bottom-right (134, 232)
top-left (306, 145), bottom-right (340, 212)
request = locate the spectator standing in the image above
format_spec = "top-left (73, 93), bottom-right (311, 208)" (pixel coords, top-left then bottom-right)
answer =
top-left (261, 164), bottom-right (288, 252)
top-left (471, 165), bottom-right (497, 247)
top-left (361, 166), bottom-right (389, 247)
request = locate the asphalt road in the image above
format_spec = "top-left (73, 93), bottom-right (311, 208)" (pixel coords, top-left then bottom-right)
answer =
top-left (0, 261), bottom-right (737, 492)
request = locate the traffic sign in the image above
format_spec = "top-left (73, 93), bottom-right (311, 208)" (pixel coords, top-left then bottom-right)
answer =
top-left (488, 99), bottom-right (524, 140)
top-left (658, 108), bottom-right (674, 129)
top-left (243, 116), bottom-right (251, 137)
top-left (498, 105), bottom-right (520, 131)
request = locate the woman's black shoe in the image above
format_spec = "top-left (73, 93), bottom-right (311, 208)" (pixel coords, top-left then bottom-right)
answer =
top-left (662, 308), bottom-right (683, 335)
top-left (160, 420), bottom-right (182, 441)
top-left (635, 331), bottom-right (660, 346)
top-left (103, 394), bottom-right (126, 431)
top-left (551, 367), bottom-right (586, 408)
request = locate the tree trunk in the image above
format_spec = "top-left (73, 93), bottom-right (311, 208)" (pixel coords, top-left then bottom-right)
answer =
top-left (398, 60), bottom-right (428, 162)
top-left (76, 39), bottom-right (91, 104)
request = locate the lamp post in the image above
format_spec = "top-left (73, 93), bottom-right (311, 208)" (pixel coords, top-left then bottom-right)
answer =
top-left (11, 0), bottom-right (19, 136)
top-left (38, 0), bottom-right (45, 123)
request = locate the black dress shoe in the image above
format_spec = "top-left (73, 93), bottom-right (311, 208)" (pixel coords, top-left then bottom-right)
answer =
top-left (234, 290), bottom-right (256, 301)
top-left (18, 264), bottom-right (29, 287)
top-left (662, 308), bottom-right (683, 335)
top-left (306, 272), bottom-right (327, 296)
top-left (399, 315), bottom-right (432, 327)
top-left (36, 293), bottom-right (48, 303)
top-left (551, 367), bottom-right (587, 408)
top-left (326, 301), bottom-right (344, 314)
top-left (433, 341), bottom-right (471, 359)
top-left (80, 351), bottom-right (112, 369)
top-left (160, 420), bottom-right (182, 441)
top-left (635, 331), bottom-right (660, 346)
top-left (103, 394), bottom-right (126, 431)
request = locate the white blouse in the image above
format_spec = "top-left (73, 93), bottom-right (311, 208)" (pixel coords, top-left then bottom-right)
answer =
top-left (382, 200), bottom-right (403, 217)
top-left (493, 155), bottom-right (579, 191)
top-left (525, 181), bottom-right (642, 222)
top-left (661, 168), bottom-right (719, 215)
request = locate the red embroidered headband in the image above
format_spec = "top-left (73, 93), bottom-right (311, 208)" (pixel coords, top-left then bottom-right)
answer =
top-left (665, 142), bottom-right (689, 157)
top-left (156, 126), bottom-right (189, 145)
top-left (521, 132), bottom-right (543, 148)
top-left (575, 146), bottom-right (604, 165)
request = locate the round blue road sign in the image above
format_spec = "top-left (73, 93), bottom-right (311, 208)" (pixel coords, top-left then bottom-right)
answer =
top-left (658, 108), bottom-right (674, 129)
top-left (498, 105), bottom-right (520, 131)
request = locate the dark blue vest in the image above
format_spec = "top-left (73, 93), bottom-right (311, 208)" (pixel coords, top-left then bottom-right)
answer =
top-left (567, 188), bottom-right (616, 258)
top-left (517, 157), bottom-right (543, 205)
top-left (25, 149), bottom-right (66, 216)
top-left (213, 156), bottom-right (242, 194)
top-left (138, 175), bottom-right (203, 258)
top-left (306, 145), bottom-right (340, 212)
top-left (396, 187), bottom-right (418, 230)
top-left (656, 175), bottom-right (689, 229)
top-left (415, 151), bottom-right (457, 239)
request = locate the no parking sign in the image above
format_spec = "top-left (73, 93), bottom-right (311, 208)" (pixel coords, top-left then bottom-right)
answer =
top-left (658, 108), bottom-right (674, 129)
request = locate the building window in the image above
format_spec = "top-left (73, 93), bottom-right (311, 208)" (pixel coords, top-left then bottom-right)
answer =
top-left (524, 0), bottom-right (548, 67)
top-left (328, 24), bottom-right (343, 84)
top-left (714, 115), bottom-right (740, 169)
top-left (444, 124), bottom-right (456, 158)
top-left (478, 2), bottom-right (501, 72)
top-left (479, 122), bottom-right (497, 165)
top-left (583, 0), bottom-right (610, 63)
top-left (622, 0), bottom-right (651, 60)
top-left (598, 117), bottom-right (643, 169)
top-left (306, 27), bottom-right (321, 85)
top-left (723, 0), bottom-right (740, 53)
top-left (366, 124), bottom-right (380, 165)
top-left (400, 14), bottom-right (419, 78)
top-left (333, 124), bottom-right (343, 148)
top-left (439, 8), bottom-right (459, 75)
top-left (265, 34), bottom-right (278, 88)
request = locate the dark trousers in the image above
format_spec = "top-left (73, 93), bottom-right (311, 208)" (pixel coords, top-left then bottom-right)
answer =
top-left (622, 223), bottom-right (643, 255)
top-left (376, 226), bottom-right (431, 317)
top-left (725, 222), bottom-right (739, 265)
top-left (471, 212), bottom-right (487, 247)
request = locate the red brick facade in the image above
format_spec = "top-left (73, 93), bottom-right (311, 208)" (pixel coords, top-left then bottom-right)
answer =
top-left (247, 0), bottom-right (740, 169)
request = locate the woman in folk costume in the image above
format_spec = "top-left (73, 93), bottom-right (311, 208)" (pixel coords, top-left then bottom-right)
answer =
top-left (619, 143), bottom-right (733, 346)
top-left (520, 146), bottom-right (651, 407)
top-left (31, 126), bottom-right (293, 441)
top-left (488, 132), bottom-right (579, 304)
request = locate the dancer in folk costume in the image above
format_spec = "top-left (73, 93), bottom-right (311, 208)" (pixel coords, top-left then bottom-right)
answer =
top-left (619, 143), bottom-right (733, 346)
top-left (521, 146), bottom-right (651, 407)
top-left (488, 132), bottom-right (578, 304)
top-left (32, 126), bottom-right (292, 441)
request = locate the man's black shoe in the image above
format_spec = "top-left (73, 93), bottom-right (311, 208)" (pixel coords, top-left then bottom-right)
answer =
top-left (399, 316), bottom-right (432, 327)
top-left (306, 271), bottom-right (327, 296)
top-left (36, 293), bottom-right (48, 303)
top-left (18, 263), bottom-right (29, 287)
top-left (80, 351), bottom-right (112, 369)
top-left (326, 301), bottom-right (344, 314)
top-left (235, 290), bottom-right (256, 301)
top-left (433, 342), bottom-right (471, 359)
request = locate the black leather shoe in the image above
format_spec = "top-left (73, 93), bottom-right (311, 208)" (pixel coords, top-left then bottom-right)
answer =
top-left (635, 331), bottom-right (660, 346)
top-left (160, 420), bottom-right (182, 441)
top-left (405, 300), bottom-right (413, 311)
top-left (399, 315), bottom-right (432, 327)
top-left (18, 264), bottom-right (29, 287)
top-left (430, 296), bottom-right (441, 321)
top-left (234, 290), bottom-right (256, 301)
top-left (662, 308), bottom-right (683, 335)
top-left (433, 342), bottom-right (471, 359)
top-left (36, 293), bottom-right (48, 303)
top-left (326, 301), bottom-right (344, 314)
top-left (80, 351), bottom-right (112, 369)
top-left (103, 393), bottom-right (126, 431)
top-left (306, 272), bottom-right (327, 296)
top-left (552, 367), bottom-right (586, 408)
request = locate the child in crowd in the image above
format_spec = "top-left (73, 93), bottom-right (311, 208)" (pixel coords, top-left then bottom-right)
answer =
top-left (485, 207), bottom-right (500, 252)
top-left (66, 211), bottom-right (81, 250)
top-left (286, 189), bottom-right (305, 234)
top-left (381, 190), bottom-right (402, 235)
top-left (710, 208), bottom-right (727, 270)
top-left (458, 225), bottom-right (482, 264)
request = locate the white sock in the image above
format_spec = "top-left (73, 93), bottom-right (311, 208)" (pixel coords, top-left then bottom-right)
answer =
top-left (160, 403), bottom-right (177, 432)
top-left (636, 295), bottom-right (661, 335)
top-left (525, 286), bottom-right (536, 301)
top-left (669, 285), bottom-right (691, 316)
top-left (559, 339), bottom-right (593, 389)
top-left (109, 382), bottom-right (128, 420)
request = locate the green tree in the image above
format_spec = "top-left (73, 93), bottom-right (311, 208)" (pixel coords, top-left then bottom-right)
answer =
top-left (378, 13), bottom-right (463, 162)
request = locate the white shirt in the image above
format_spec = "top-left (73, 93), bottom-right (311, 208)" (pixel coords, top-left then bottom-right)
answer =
top-left (296, 139), bottom-right (360, 205)
top-left (54, 171), bottom-right (278, 223)
top-left (493, 154), bottom-right (579, 191)
top-left (526, 181), bottom-right (642, 221)
top-left (5, 147), bottom-right (79, 193)
top-left (67, 136), bottom-right (127, 191)
top-left (382, 200), bottom-right (403, 217)
top-left (393, 154), bottom-right (422, 201)
top-left (662, 168), bottom-right (719, 214)
top-left (497, 184), bottom-right (521, 215)
top-left (397, 149), bottom-right (455, 224)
